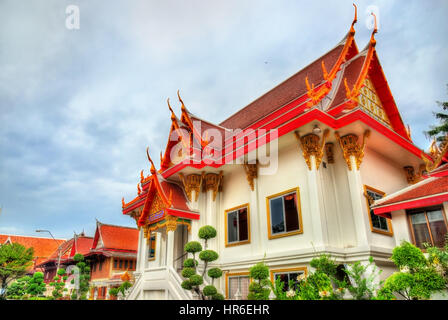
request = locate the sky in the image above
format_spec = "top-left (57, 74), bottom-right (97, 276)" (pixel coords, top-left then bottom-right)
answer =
top-left (0, 0), bottom-right (447, 239)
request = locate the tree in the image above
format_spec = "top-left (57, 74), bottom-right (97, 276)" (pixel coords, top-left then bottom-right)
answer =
top-left (6, 275), bottom-right (30, 299)
top-left (247, 262), bottom-right (270, 300)
top-left (70, 254), bottom-right (90, 300)
top-left (49, 268), bottom-right (67, 299)
top-left (0, 243), bottom-right (34, 299)
top-left (26, 271), bottom-right (46, 297)
top-left (426, 84), bottom-right (448, 144)
top-left (382, 241), bottom-right (446, 300)
top-left (180, 226), bottom-right (223, 300)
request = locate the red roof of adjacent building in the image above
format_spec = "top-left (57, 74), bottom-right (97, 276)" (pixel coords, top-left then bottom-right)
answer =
top-left (372, 169), bottom-right (448, 217)
top-left (91, 221), bottom-right (138, 253)
top-left (39, 235), bottom-right (93, 266)
top-left (0, 234), bottom-right (65, 269)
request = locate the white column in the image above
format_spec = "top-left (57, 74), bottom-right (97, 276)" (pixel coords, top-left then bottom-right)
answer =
top-left (205, 189), bottom-right (217, 251)
top-left (250, 177), bottom-right (263, 254)
top-left (166, 230), bottom-right (175, 267)
top-left (346, 156), bottom-right (370, 247)
top-left (136, 228), bottom-right (146, 272)
top-left (306, 155), bottom-right (327, 247)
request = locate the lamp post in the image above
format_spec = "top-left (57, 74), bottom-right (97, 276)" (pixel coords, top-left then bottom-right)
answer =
top-left (36, 230), bottom-right (63, 273)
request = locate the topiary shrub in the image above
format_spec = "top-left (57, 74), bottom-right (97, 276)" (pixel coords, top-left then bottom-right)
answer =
top-left (247, 262), bottom-right (271, 300)
top-left (198, 226), bottom-right (217, 240)
top-left (212, 293), bottom-right (225, 300)
top-left (391, 241), bottom-right (427, 272)
top-left (180, 225), bottom-right (223, 300)
top-left (203, 285), bottom-right (217, 296)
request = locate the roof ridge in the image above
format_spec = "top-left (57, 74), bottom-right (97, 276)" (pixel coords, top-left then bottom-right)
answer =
top-left (99, 222), bottom-right (138, 230)
top-left (0, 233), bottom-right (66, 241)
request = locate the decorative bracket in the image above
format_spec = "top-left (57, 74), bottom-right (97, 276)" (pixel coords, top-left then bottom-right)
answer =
top-left (403, 165), bottom-right (425, 185)
top-left (179, 173), bottom-right (204, 202)
top-left (204, 171), bottom-right (223, 201)
top-left (294, 129), bottom-right (330, 170)
top-left (243, 162), bottom-right (258, 191)
top-left (334, 130), bottom-right (370, 170)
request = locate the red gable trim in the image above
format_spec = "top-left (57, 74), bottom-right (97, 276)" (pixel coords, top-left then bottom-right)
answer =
top-left (161, 107), bottom-right (428, 179)
top-left (373, 193), bottom-right (448, 216)
top-left (166, 208), bottom-right (200, 220)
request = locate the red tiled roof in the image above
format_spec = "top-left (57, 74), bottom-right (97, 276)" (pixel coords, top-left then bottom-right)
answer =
top-left (375, 176), bottom-right (448, 207)
top-left (0, 235), bottom-right (65, 269)
top-left (219, 42), bottom-right (350, 130)
top-left (93, 223), bottom-right (138, 252)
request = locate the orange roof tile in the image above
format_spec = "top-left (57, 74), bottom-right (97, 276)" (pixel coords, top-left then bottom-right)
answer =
top-left (0, 234), bottom-right (66, 269)
top-left (92, 222), bottom-right (138, 252)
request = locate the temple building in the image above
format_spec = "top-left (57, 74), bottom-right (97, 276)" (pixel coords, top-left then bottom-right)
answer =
top-left (37, 233), bottom-right (93, 284)
top-left (85, 221), bottom-right (138, 300)
top-left (121, 7), bottom-right (446, 300)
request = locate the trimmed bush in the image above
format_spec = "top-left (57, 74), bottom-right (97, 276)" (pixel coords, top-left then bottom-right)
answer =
top-left (199, 250), bottom-right (219, 262)
top-left (182, 267), bottom-right (196, 278)
top-left (189, 274), bottom-right (204, 286)
top-left (203, 285), bottom-right (217, 296)
top-left (212, 293), bottom-right (225, 300)
top-left (181, 280), bottom-right (193, 290)
top-left (249, 262), bottom-right (269, 280)
top-left (198, 226), bottom-right (217, 240)
top-left (185, 241), bottom-right (202, 253)
top-left (183, 258), bottom-right (198, 268)
top-left (208, 268), bottom-right (223, 279)
top-left (391, 241), bottom-right (427, 271)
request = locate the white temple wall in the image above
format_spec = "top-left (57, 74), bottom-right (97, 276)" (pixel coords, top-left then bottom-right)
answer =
top-left (360, 147), bottom-right (408, 249)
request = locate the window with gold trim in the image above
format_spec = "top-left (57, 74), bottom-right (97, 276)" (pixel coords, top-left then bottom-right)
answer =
top-left (225, 204), bottom-right (250, 247)
top-left (266, 188), bottom-right (303, 239)
top-left (270, 267), bottom-right (307, 292)
top-left (408, 206), bottom-right (448, 249)
top-left (226, 273), bottom-right (250, 300)
top-left (364, 185), bottom-right (393, 236)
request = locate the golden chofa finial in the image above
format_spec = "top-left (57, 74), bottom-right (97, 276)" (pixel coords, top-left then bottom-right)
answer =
top-left (146, 147), bottom-right (157, 175)
top-left (177, 89), bottom-right (187, 112)
top-left (122, 197), bottom-right (125, 208)
top-left (140, 170), bottom-right (144, 182)
top-left (350, 3), bottom-right (358, 34)
top-left (370, 12), bottom-right (378, 46)
top-left (167, 98), bottom-right (176, 121)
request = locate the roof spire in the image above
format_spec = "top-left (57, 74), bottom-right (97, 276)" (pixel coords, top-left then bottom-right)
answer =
top-left (370, 12), bottom-right (378, 47)
top-left (167, 98), bottom-right (177, 121)
top-left (350, 3), bottom-right (358, 34)
top-left (177, 90), bottom-right (187, 113)
top-left (146, 147), bottom-right (157, 175)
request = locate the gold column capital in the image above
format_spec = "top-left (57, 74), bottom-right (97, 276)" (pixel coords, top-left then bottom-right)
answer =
top-left (204, 172), bottom-right (223, 201)
top-left (243, 162), bottom-right (258, 191)
top-left (294, 129), bottom-right (329, 170)
top-left (334, 130), bottom-right (370, 171)
top-left (179, 173), bottom-right (204, 201)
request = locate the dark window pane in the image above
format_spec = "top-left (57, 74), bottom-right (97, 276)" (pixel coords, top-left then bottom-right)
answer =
top-left (113, 259), bottom-right (118, 269)
top-left (270, 197), bottom-right (285, 234)
top-left (129, 260), bottom-right (133, 269)
top-left (148, 235), bottom-right (156, 259)
top-left (238, 208), bottom-right (249, 241)
top-left (367, 189), bottom-right (389, 232)
top-left (411, 213), bottom-right (431, 248)
top-left (228, 211), bottom-right (238, 243)
top-left (124, 260), bottom-right (128, 269)
top-left (284, 193), bottom-right (299, 232)
top-left (427, 210), bottom-right (448, 247)
top-left (119, 260), bottom-right (123, 269)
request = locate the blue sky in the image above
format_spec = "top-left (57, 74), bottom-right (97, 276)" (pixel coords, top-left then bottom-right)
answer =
top-left (0, 0), bottom-right (447, 239)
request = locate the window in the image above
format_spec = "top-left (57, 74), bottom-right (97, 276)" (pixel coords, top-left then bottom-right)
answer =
top-left (124, 260), bottom-right (128, 269)
top-left (225, 204), bottom-right (250, 246)
top-left (119, 260), bottom-right (123, 269)
top-left (266, 188), bottom-right (302, 239)
top-left (226, 274), bottom-right (250, 300)
top-left (271, 267), bottom-right (307, 291)
top-left (92, 262), bottom-right (96, 272)
top-left (99, 260), bottom-right (103, 271)
top-left (129, 260), bottom-right (133, 270)
top-left (408, 207), bottom-right (448, 248)
top-left (364, 186), bottom-right (393, 235)
top-left (113, 259), bottom-right (118, 269)
top-left (148, 234), bottom-right (156, 260)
